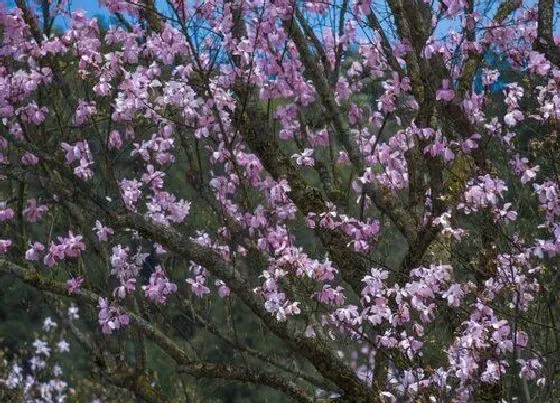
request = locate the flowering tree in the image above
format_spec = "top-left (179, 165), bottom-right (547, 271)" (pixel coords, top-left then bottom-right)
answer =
top-left (2, 0), bottom-right (560, 401)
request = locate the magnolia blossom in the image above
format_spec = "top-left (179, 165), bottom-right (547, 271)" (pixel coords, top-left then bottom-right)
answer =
top-left (33, 339), bottom-right (51, 356)
top-left (436, 79), bottom-right (455, 101)
top-left (292, 148), bottom-right (315, 166)
top-left (57, 340), bottom-right (70, 353)
top-left (186, 275), bottom-right (210, 297)
top-left (68, 304), bottom-right (80, 320)
top-left (442, 0), bottom-right (465, 15)
top-left (67, 276), bottom-right (84, 294)
top-left (25, 241), bottom-right (45, 261)
top-left (0, 204), bottom-right (14, 222)
top-left (143, 265), bottom-right (177, 303)
top-left (93, 220), bottom-right (114, 241)
top-left (0, 239), bottom-right (12, 253)
top-left (21, 152), bottom-right (40, 165)
top-left (43, 232), bottom-right (86, 267)
top-left (98, 297), bottom-right (130, 335)
top-left (74, 100), bottom-right (97, 125)
top-left (108, 130), bottom-right (123, 150)
top-left (215, 279), bottom-right (230, 298)
top-left (23, 199), bottom-right (48, 222)
top-left (42, 317), bottom-right (57, 333)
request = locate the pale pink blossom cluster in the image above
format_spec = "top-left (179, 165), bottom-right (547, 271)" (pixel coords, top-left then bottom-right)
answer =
top-left (98, 297), bottom-right (130, 334)
top-left (143, 265), bottom-right (177, 303)
top-left (74, 100), bottom-right (97, 126)
top-left (42, 232), bottom-right (86, 268)
top-left (23, 199), bottom-right (48, 222)
top-left (61, 140), bottom-right (94, 180)
top-left (110, 245), bottom-right (148, 299)
top-left (458, 175), bottom-right (517, 222)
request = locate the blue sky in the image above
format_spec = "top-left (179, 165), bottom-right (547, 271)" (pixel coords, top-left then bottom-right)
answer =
top-left (4, 0), bottom-right (552, 38)
top-left (5, 0), bottom-right (169, 30)
top-left (6, 0), bottom-right (106, 15)
top-left (6, 0), bottom-right (108, 30)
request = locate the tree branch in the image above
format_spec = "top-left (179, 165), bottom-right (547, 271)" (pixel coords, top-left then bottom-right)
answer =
top-left (283, 9), bottom-right (417, 243)
top-left (536, 0), bottom-right (560, 66)
top-left (0, 258), bottom-right (192, 365)
top-left (110, 213), bottom-right (375, 400)
top-left (458, 0), bottom-right (521, 95)
top-left (178, 362), bottom-right (313, 403)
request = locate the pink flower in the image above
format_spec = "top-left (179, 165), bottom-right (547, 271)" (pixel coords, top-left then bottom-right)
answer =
top-left (528, 52), bottom-right (550, 75)
top-left (335, 79), bottom-right (351, 101)
top-left (215, 280), bottom-right (230, 298)
top-left (516, 330), bottom-right (529, 348)
top-left (0, 239), bottom-right (12, 253)
top-left (442, 0), bottom-right (465, 16)
top-left (93, 220), bottom-right (114, 241)
top-left (43, 243), bottom-right (65, 267)
top-left (21, 152), bottom-right (39, 165)
top-left (42, 232), bottom-right (86, 267)
top-left (436, 79), bottom-right (455, 102)
top-left (61, 142), bottom-right (82, 164)
top-left (107, 130), bottom-right (123, 150)
top-left (60, 141), bottom-right (94, 180)
top-left (74, 100), bottom-right (97, 126)
top-left (442, 284), bottom-right (464, 307)
top-left (25, 241), bottom-right (45, 261)
top-left (61, 232), bottom-right (86, 258)
top-left (0, 205), bottom-right (14, 222)
top-left (186, 275), bottom-right (210, 297)
top-left (481, 360), bottom-right (507, 383)
top-left (218, 285), bottom-right (230, 298)
top-left (67, 276), bottom-right (84, 294)
top-left (98, 297), bottom-right (130, 334)
top-left (315, 285), bottom-right (346, 306)
top-left (518, 359), bottom-right (542, 380)
top-left (115, 278), bottom-right (137, 299)
top-left (337, 151), bottom-right (350, 165)
top-left (309, 128), bottom-right (329, 147)
top-left (461, 133), bottom-right (481, 153)
top-left (292, 148), bottom-right (315, 166)
top-left (143, 266), bottom-right (176, 303)
top-left (304, 325), bottom-right (316, 338)
top-left (19, 102), bottom-right (48, 125)
top-left (23, 199), bottom-right (48, 222)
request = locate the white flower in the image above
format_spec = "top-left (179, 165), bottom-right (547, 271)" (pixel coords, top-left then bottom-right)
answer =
top-left (43, 317), bottom-right (57, 332)
top-left (57, 340), bottom-right (70, 353)
top-left (33, 339), bottom-right (51, 357)
top-left (68, 304), bottom-right (80, 320)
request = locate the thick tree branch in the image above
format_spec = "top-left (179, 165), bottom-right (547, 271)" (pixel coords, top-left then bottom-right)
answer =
top-left (0, 259), bottom-right (318, 403)
top-left (178, 362), bottom-right (312, 403)
top-left (458, 0), bottom-right (522, 95)
top-left (15, 0), bottom-right (43, 43)
top-left (58, 309), bottom-right (168, 403)
top-left (365, 11), bottom-right (404, 76)
top-left (178, 299), bottom-right (333, 391)
top-left (294, 6), bottom-right (331, 76)
top-left (111, 213), bottom-right (376, 401)
top-left (536, 0), bottom-right (560, 66)
top-left (8, 147), bottom-right (375, 400)
top-left (140, 0), bottom-right (164, 33)
top-left (0, 258), bottom-right (192, 365)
